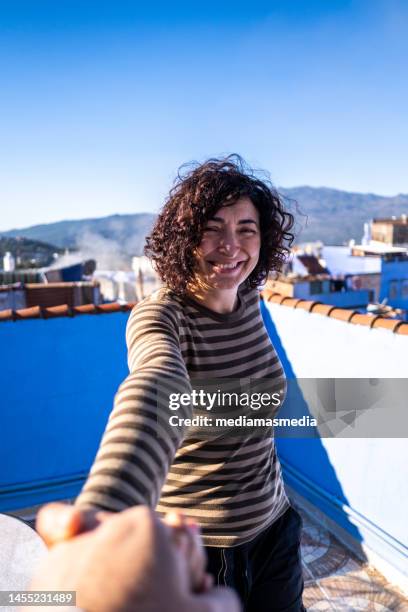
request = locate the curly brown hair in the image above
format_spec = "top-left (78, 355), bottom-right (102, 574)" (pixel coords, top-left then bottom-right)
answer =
top-left (145, 155), bottom-right (295, 294)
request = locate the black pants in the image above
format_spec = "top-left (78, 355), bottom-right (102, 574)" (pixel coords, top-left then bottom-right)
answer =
top-left (205, 506), bottom-right (306, 611)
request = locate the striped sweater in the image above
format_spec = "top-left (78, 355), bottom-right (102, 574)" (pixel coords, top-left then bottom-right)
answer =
top-left (76, 284), bottom-right (290, 546)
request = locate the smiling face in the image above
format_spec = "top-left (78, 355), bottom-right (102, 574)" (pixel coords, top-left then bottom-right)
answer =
top-left (193, 197), bottom-right (261, 295)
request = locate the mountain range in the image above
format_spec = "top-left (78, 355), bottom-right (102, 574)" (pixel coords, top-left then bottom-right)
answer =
top-left (2, 187), bottom-right (408, 257)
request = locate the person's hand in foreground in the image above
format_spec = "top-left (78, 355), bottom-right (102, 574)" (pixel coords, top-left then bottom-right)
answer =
top-left (31, 505), bottom-right (240, 612)
top-left (36, 502), bottom-right (209, 593)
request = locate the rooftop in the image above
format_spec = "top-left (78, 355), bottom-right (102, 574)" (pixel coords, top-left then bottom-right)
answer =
top-left (321, 246), bottom-right (382, 275)
top-left (262, 288), bottom-right (408, 334)
top-left (296, 254), bottom-right (330, 275)
top-left (351, 243), bottom-right (408, 256)
top-left (373, 216), bottom-right (408, 225)
top-left (297, 502), bottom-right (408, 610)
top-left (0, 301), bottom-right (134, 321)
top-left (1, 290), bottom-right (408, 334)
top-left (271, 274), bottom-right (331, 284)
top-left (9, 497), bottom-right (408, 610)
top-left (2, 286), bottom-right (407, 603)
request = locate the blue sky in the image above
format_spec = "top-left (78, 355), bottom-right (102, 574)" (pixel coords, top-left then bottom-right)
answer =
top-left (1, 0), bottom-right (407, 230)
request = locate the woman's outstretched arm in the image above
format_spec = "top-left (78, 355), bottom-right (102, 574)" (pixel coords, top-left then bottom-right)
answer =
top-left (75, 297), bottom-right (191, 511)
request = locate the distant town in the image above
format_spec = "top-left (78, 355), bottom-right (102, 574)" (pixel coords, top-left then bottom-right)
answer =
top-left (1, 214), bottom-right (408, 322)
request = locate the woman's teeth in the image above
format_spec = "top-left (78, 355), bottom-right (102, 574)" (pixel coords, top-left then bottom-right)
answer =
top-left (214, 262), bottom-right (238, 269)
top-left (209, 261), bottom-right (243, 271)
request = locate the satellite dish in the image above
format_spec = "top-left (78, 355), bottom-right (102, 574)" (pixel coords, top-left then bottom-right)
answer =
top-left (0, 513), bottom-right (46, 595)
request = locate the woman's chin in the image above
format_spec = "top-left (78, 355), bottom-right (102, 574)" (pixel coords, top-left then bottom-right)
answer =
top-left (206, 277), bottom-right (243, 291)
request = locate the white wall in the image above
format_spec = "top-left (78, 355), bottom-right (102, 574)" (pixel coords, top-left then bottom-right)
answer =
top-left (267, 303), bottom-right (407, 377)
top-left (264, 301), bottom-right (408, 581)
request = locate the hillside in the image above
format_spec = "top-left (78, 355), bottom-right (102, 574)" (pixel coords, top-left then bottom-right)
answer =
top-left (2, 188), bottom-right (408, 251)
top-left (0, 236), bottom-right (64, 269)
top-left (1, 213), bottom-right (155, 254)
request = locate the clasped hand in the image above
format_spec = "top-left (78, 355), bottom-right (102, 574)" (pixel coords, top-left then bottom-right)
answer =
top-left (29, 503), bottom-right (240, 612)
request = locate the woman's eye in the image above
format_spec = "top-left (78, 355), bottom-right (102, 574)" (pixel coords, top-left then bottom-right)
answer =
top-left (239, 228), bottom-right (256, 234)
top-left (204, 227), bottom-right (219, 232)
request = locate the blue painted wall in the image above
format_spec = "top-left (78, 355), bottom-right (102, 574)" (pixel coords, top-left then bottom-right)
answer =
top-left (295, 288), bottom-right (371, 308)
top-left (379, 258), bottom-right (408, 309)
top-left (0, 313), bottom-right (129, 510)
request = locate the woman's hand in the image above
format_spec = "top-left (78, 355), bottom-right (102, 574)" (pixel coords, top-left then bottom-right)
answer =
top-left (35, 502), bottom-right (112, 547)
top-left (163, 511), bottom-right (211, 593)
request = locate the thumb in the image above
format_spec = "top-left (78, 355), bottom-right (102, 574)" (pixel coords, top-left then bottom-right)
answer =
top-left (36, 503), bottom-right (82, 547)
top-left (190, 586), bottom-right (242, 612)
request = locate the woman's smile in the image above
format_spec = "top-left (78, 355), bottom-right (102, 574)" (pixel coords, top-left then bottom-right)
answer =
top-left (193, 196), bottom-right (261, 304)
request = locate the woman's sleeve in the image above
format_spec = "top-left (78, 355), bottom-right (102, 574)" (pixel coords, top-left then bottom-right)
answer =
top-left (75, 299), bottom-right (192, 511)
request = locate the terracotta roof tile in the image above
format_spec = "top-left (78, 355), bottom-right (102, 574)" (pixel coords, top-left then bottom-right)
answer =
top-left (73, 304), bottom-right (100, 315)
top-left (280, 297), bottom-right (304, 308)
top-left (371, 317), bottom-right (406, 332)
top-left (327, 308), bottom-right (357, 323)
top-left (15, 306), bottom-right (44, 320)
top-left (261, 289), bottom-right (275, 302)
top-left (349, 313), bottom-right (375, 327)
top-left (268, 293), bottom-right (287, 305)
top-left (0, 308), bottom-right (14, 322)
top-left (310, 303), bottom-right (335, 316)
top-left (395, 323), bottom-right (408, 335)
top-left (293, 300), bottom-right (317, 313)
top-left (43, 305), bottom-right (74, 318)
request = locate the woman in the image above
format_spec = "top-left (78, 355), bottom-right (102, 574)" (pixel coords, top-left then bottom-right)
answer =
top-left (76, 156), bottom-right (305, 611)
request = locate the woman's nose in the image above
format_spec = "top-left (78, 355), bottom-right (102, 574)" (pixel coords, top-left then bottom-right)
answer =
top-left (218, 233), bottom-right (239, 254)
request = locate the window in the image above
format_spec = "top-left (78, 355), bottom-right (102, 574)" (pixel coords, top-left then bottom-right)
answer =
top-left (310, 281), bottom-right (322, 295)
